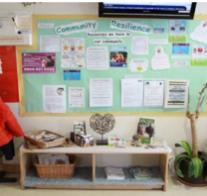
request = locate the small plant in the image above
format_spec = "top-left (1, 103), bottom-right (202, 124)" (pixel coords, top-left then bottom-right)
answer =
top-left (174, 83), bottom-right (207, 184)
top-left (175, 140), bottom-right (203, 179)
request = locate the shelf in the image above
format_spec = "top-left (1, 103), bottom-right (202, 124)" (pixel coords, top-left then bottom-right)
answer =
top-left (24, 167), bottom-right (164, 190)
top-left (20, 145), bottom-right (170, 190)
top-left (21, 145), bottom-right (171, 155)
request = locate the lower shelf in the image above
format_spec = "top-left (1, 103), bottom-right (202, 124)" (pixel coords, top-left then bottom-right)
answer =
top-left (24, 167), bottom-right (164, 190)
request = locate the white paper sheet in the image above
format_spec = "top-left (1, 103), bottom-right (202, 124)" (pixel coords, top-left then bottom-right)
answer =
top-left (68, 87), bottom-right (85, 108)
top-left (172, 58), bottom-right (190, 68)
top-left (40, 35), bottom-right (60, 52)
top-left (87, 46), bottom-right (109, 70)
top-left (143, 80), bottom-right (164, 107)
top-left (164, 80), bottom-right (189, 108)
top-left (43, 85), bottom-right (66, 113)
top-left (15, 14), bottom-right (32, 30)
top-left (121, 78), bottom-right (143, 107)
top-left (151, 46), bottom-right (170, 70)
top-left (131, 36), bottom-right (149, 55)
top-left (190, 21), bottom-right (207, 44)
top-left (90, 78), bottom-right (113, 107)
top-left (192, 44), bottom-right (207, 59)
top-left (130, 58), bottom-right (148, 72)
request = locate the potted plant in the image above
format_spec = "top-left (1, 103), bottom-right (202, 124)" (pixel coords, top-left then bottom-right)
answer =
top-left (175, 140), bottom-right (207, 184)
top-left (174, 83), bottom-right (207, 185)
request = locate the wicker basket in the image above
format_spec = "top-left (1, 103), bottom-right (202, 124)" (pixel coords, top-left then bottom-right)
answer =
top-left (35, 155), bottom-right (76, 178)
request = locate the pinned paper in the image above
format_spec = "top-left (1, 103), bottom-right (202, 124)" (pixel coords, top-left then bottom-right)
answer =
top-left (40, 35), bottom-right (60, 52)
top-left (43, 85), bottom-right (66, 113)
top-left (172, 43), bottom-right (190, 55)
top-left (110, 46), bottom-right (127, 67)
top-left (121, 78), bottom-right (143, 107)
top-left (68, 87), bottom-right (85, 108)
top-left (61, 38), bottom-right (85, 69)
top-left (131, 36), bottom-right (149, 55)
top-left (90, 78), bottom-right (113, 107)
top-left (191, 44), bottom-right (207, 66)
top-left (151, 47), bottom-right (170, 70)
top-left (190, 21), bottom-right (207, 44)
top-left (63, 70), bottom-right (81, 80)
top-left (165, 80), bottom-right (189, 108)
top-left (143, 80), bottom-right (164, 107)
top-left (87, 46), bottom-right (109, 70)
top-left (172, 59), bottom-right (190, 68)
top-left (130, 59), bottom-right (148, 72)
top-left (169, 20), bottom-right (187, 43)
top-left (22, 52), bottom-right (56, 73)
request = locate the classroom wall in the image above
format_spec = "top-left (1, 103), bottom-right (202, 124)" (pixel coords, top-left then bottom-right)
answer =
top-left (1, 2), bottom-right (207, 164)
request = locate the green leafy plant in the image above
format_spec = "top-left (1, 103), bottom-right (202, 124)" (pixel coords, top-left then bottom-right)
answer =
top-left (174, 83), bottom-right (207, 184)
top-left (175, 140), bottom-right (203, 179)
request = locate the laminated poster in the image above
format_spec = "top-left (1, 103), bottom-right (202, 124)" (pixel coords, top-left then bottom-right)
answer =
top-left (22, 52), bottom-right (56, 73)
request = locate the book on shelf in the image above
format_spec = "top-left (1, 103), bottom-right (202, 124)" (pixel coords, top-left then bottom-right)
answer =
top-left (129, 166), bottom-right (158, 180)
top-left (105, 167), bottom-right (125, 180)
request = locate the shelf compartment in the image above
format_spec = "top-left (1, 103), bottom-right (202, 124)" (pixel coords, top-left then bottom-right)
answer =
top-left (24, 167), bottom-right (92, 188)
top-left (95, 167), bottom-right (164, 189)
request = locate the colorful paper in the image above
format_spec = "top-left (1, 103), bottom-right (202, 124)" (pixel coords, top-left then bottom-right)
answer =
top-left (22, 52), bottom-right (56, 73)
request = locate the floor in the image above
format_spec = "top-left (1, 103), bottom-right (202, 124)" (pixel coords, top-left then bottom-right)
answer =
top-left (0, 177), bottom-right (207, 196)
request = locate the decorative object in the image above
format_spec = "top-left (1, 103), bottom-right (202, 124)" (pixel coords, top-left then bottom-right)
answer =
top-left (73, 133), bottom-right (94, 147)
top-left (24, 130), bottom-right (66, 149)
top-left (108, 136), bottom-right (127, 148)
top-left (132, 118), bottom-right (155, 146)
top-left (174, 83), bottom-right (207, 186)
top-left (89, 113), bottom-right (115, 145)
top-left (70, 121), bottom-right (94, 147)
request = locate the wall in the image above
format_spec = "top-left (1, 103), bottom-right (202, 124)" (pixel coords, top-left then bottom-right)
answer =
top-left (1, 2), bottom-right (207, 164)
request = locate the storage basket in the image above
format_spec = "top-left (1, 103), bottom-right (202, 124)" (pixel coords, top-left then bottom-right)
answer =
top-left (35, 155), bottom-right (76, 178)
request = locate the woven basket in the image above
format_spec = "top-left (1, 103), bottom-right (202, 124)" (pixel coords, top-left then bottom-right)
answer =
top-left (35, 155), bottom-right (76, 178)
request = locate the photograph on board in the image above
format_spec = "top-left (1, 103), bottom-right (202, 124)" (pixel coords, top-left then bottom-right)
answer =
top-left (110, 46), bottom-right (127, 68)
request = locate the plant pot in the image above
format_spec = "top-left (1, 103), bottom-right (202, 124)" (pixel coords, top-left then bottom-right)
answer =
top-left (174, 151), bottom-right (207, 186)
top-left (176, 175), bottom-right (207, 187)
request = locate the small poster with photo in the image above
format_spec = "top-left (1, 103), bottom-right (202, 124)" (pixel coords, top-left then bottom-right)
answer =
top-left (22, 52), bottom-right (56, 73)
top-left (137, 118), bottom-right (155, 144)
top-left (110, 46), bottom-right (127, 67)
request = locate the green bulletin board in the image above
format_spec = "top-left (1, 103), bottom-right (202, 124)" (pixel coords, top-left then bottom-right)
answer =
top-left (18, 15), bottom-right (207, 115)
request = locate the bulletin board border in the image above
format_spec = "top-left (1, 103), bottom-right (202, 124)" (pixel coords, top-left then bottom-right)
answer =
top-left (16, 14), bottom-right (207, 117)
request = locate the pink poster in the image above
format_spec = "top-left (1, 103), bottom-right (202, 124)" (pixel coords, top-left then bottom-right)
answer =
top-left (22, 52), bottom-right (56, 73)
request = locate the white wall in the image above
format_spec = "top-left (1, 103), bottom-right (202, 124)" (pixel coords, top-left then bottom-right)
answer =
top-left (0, 2), bottom-right (207, 15)
top-left (1, 2), bottom-right (207, 164)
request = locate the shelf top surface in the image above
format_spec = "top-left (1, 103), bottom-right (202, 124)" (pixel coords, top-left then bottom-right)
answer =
top-left (21, 144), bottom-right (172, 154)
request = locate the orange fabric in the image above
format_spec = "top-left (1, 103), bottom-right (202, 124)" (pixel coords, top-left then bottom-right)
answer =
top-left (0, 97), bottom-right (24, 146)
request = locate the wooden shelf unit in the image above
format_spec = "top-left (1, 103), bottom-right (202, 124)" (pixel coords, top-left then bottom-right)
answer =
top-left (19, 145), bottom-right (171, 191)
